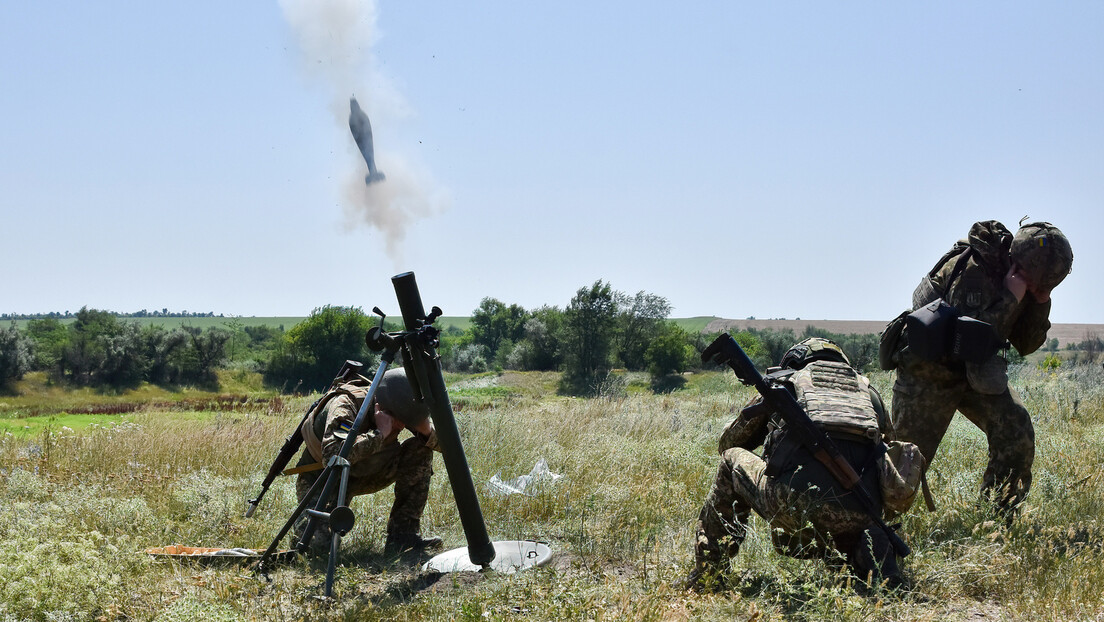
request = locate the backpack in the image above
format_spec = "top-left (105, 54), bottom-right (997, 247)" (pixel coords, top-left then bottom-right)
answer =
top-left (766, 360), bottom-right (925, 514)
top-left (879, 220), bottom-right (1011, 370)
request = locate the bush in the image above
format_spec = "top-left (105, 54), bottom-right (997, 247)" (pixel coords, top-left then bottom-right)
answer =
top-left (264, 306), bottom-right (375, 393)
top-left (645, 323), bottom-right (693, 378)
top-left (1041, 353), bottom-right (1062, 371)
top-left (451, 344), bottom-right (489, 373)
top-left (510, 309), bottom-right (564, 371)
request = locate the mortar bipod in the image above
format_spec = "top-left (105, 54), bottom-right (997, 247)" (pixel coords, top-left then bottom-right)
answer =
top-left (254, 349), bottom-right (397, 598)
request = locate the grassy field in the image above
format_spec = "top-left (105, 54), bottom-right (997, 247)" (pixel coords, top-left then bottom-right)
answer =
top-left (2, 364), bottom-right (1103, 620)
top-left (671, 316), bottom-right (722, 334)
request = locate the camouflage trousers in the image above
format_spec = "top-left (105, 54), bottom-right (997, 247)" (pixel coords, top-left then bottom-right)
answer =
top-left (696, 447), bottom-right (873, 566)
top-left (294, 436), bottom-right (434, 548)
top-left (891, 358), bottom-right (1034, 512)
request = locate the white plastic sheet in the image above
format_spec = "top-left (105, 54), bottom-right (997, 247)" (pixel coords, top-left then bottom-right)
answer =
top-left (487, 458), bottom-right (562, 496)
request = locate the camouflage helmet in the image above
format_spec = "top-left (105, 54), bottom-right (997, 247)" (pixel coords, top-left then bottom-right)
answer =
top-left (779, 337), bottom-right (849, 370)
top-left (374, 368), bottom-right (429, 427)
top-left (1010, 222), bottom-right (1073, 293)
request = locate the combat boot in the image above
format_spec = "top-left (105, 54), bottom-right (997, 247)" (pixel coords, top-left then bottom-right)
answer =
top-left (685, 528), bottom-right (737, 592)
top-left (384, 532), bottom-right (444, 557)
top-left (849, 527), bottom-right (904, 590)
top-left (684, 557), bottom-right (730, 592)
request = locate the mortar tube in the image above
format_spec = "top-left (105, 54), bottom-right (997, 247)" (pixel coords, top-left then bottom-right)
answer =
top-left (391, 271), bottom-right (496, 567)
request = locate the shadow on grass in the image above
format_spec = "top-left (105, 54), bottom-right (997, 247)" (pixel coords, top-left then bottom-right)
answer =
top-left (650, 374), bottom-right (687, 394)
top-left (295, 544), bottom-right (480, 607)
top-left (728, 564), bottom-right (914, 617)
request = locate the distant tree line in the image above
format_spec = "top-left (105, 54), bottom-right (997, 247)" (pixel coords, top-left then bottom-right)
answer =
top-left (1, 309), bottom-right (223, 321)
top-left (259, 283), bottom-right (888, 397)
top-left (252, 283), bottom-right (693, 396)
top-left (7, 294), bottom-right (1099, 395)
top-left (0, 307), bottom-right (255, 391)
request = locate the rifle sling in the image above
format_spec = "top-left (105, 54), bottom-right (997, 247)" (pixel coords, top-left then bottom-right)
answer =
top-left (921, 470), bottom-right (937, 512)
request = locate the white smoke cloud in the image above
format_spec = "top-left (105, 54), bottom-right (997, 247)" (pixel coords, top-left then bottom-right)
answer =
top-left (279, 0), bottom-right (447, 263)
top-left (341, 157), bottom-right (449, 261)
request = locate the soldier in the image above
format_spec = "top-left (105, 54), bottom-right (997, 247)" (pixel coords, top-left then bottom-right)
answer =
top-left (293, 367), bottom-right (443, 556)
top-left (689, 338), bottom-right (923, 590)
top-left (887, 220), bottom-right (1072, 517)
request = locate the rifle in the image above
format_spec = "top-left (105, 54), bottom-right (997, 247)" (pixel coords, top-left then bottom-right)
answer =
top-left (244, 359), bottom-right (364, 518)
top-left (701, 333), bottom-right (911, 558)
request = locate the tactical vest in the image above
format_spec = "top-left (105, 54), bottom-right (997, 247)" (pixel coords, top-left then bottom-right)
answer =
top-left (300, 380), bottom-right (372, 462)
top-left (784, 359), bottom-right (881, 443)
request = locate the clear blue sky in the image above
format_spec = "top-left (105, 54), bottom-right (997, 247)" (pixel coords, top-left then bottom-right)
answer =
top-left (3, 2), bottom-right (1101, 323)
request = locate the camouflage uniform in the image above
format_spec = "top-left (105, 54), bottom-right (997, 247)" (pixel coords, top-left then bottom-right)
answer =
top-left (295, 370), bottom-right (439, 549)
top-left (890, 221), bottom-right (1060, 512)
top-left (694, 347), bottom-right (900, 586)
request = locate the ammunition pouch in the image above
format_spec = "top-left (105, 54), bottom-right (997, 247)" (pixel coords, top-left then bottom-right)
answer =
top-left (878, 311), bottom-right (909, 371)
top-left (905, 300), bottom-right (958, 360)
top-left (905, 300), bottom-right (1004, 364)
top-left (953, 316), bottom-right (1007, 364)
top-left (878, 441), bottom-right (926, 514)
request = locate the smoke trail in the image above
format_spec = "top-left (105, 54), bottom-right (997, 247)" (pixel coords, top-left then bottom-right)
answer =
top-left (279, 0), bottom-right (446, 263)
top-left (342, 159), bottom-right (446, 259)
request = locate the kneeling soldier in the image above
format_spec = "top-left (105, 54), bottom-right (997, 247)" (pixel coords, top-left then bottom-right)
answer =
top-left (294, 367), bottom-right (443, 556)
top-left (690, 338), bottom-right (924, 590)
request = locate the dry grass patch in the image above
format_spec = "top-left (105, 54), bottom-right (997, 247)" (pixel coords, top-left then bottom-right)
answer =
top-left (2, 367), bottom-right (1104, 620)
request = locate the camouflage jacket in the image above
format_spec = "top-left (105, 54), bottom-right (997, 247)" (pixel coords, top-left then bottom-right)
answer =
top-left (305, 391), bottom-right (439, 466)
top-left (915, 220), bottom-right (1051, 356)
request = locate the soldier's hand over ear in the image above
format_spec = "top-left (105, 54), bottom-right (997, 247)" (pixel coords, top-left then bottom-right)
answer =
top-left (1004, 265), bottom-right (1029, 303)
top-left (374, 404), bottom-right (405, 439)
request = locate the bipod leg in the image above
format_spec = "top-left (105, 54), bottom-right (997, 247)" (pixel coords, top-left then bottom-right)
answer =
top-left (295, 457), bottom-right (355, 597)
top-left (320, 458), bottom-right (354, 598)
top-left (325, 532), bottom-right (342, 598)
top-left (253, 462), bottom-right (336, 576)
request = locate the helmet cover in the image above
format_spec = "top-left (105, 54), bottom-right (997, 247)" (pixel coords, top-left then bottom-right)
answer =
top-left (780, 337), bottom-right (850, 370)
top-left (1010, 222), bottom-right (1073, 293)
top-left (374, 368), bottom-right (430, 427)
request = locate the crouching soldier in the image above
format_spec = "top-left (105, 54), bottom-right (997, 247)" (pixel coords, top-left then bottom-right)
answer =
top-left (886, 220), bottom-right (1072, 518)
top-left (689, 338), bottom-right (924, 590)
top-left (293, 367), bottom-right (443, 556)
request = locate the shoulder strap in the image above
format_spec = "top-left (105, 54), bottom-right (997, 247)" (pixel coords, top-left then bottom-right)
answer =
top-left (299, 384), bottom-right (370, 462)
top-left (764, 368), bottom-right (796, 383)
top-left (942, 246), bottom-right (974, 296)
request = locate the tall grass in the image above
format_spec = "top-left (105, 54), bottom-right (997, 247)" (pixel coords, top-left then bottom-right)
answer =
top-left (2, 365), bottom-right (1103, 620)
